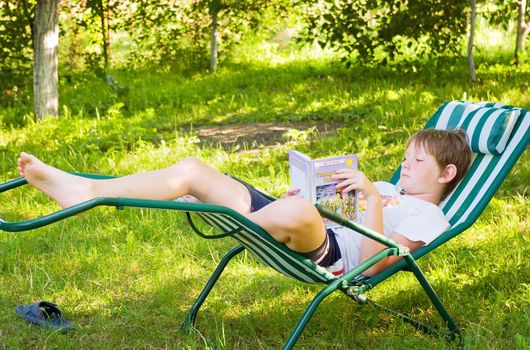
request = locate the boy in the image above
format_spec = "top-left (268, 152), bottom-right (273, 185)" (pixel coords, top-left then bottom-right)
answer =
top-left (16, 128), bottom-right (471, 277)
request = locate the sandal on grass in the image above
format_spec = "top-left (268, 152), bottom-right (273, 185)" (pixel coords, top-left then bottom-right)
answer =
top-left (15, 301), bottom-right (75, 331)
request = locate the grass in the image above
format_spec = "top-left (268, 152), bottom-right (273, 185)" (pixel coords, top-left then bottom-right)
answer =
top-left (0, 48), bottom-right (529, 349)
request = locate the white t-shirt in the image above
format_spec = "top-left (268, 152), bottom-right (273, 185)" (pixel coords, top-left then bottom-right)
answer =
top-left (333, 181), bottom-right (450, 274)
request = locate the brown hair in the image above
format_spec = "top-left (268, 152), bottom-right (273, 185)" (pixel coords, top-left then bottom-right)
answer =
top-left (407, 128), bottom-right (472, 199)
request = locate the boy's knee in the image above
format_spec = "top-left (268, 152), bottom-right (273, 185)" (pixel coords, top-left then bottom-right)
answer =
top-left (276, 197), bottom-right (319, 231)
top-left (171, 156), bottom-right (205, 174)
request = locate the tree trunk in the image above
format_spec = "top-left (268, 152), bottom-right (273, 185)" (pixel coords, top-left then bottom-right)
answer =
top-left (210, 8), bottom-right (219, 72)
top-left (99, 0), bottom-right (109, 69)
top-left (468, 0), bottom-right (476, 81)
top-left (33, 0), bottom-right (60, 120)
top-left (107, 1), bottom-right (111, 66)
top-left (515, 0), bottom-right (527, 66)
top-left (523, 20), bottom-right (530, 51)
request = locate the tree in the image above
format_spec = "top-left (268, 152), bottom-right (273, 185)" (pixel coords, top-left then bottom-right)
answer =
top-left (76, 0), bottom-right (116, 70)
top-left (33, 0), bottom-right (60, 120)
top-left (198, 0), bottom-right (291, 71)
top-left (209, 0), bottom-right (221, 71)
top-left (468, 0), bottom-right (477, 81)
top-left (485, 0), bottom-right (530, 65)
top-left (124, 0), bottom-right (211, 70)
top-left (95, 0), bottom-right (112, 69)
top-left (515, 0), bottom-right (530, 65)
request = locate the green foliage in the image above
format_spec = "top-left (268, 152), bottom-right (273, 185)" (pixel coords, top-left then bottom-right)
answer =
top-left (121, 0), bottom-right (209, 71)
top-left (300, 0), bottom-right (469, 65)
top-left (0, 0), bottom-right (35, 74)
top-left (483, 0), bottom-right (525, 30)
top-left (0, 0), bottom-right (293, 75)
top-left (1, 0), bottom-right (522, 76)
top-left (65, 0), bottom-right (294, 71)
top-left (481, 0), bottom-right (529, 64)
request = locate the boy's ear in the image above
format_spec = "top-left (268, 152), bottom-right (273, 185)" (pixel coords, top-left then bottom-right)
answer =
top-left (438, 164), bottom-right (457, 184)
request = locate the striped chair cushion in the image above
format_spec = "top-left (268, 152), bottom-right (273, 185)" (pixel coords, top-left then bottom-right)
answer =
top-left (427, 101), bottom-right (521, 155)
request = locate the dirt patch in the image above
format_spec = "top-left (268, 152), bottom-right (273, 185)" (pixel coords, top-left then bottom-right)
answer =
top-left (194, 122), bottom-right (341, 149)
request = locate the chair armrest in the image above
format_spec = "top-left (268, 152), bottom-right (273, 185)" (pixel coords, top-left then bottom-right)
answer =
top-left (315, 204), bottom-right (409, 256)
top-left (223, 174), bottom-right (410, 256)
top-left (0, 174), bottom-right (405, 259)
top-left (223, 175), bottom-right (408, 253)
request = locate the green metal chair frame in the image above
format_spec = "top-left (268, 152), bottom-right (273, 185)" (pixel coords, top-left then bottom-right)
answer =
top-left (1, 101), bottom-right (529, 349)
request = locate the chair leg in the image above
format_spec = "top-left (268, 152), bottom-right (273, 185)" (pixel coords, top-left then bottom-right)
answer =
top-left (403, 255), bottom-right (460, 336)
top-left (182, 245), bottom-right (245, 332)
top-left (282, 280), bottom-right (342, 350)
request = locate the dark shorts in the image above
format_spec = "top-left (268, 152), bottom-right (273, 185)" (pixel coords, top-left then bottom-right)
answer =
top-left (244, 183), bottom-right (274, 212)
top-left (244, 184), bottom-right (342, 270)
top-left (306, 229), bottom-right (341, 268)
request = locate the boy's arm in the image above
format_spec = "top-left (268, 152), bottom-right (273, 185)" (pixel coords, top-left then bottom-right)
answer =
top-left (357, 183), bottom-right (424, 276)
top-left (356, 181), bottom-right (390, 276)
top-left (360, 232), bottom-right (424, 277)
top-left (333, 169), bottom-right (423, 277)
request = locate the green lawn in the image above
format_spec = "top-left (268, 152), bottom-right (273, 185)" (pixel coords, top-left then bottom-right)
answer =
top-left (0, 55), bottom-right (529, 349)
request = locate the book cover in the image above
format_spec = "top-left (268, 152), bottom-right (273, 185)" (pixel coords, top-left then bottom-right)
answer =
top-left (288, 150), bottom-right (358, 228)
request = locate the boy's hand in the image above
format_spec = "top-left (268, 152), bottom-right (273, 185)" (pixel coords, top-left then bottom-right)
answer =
top-left (281, 187), bottom-right (301, 199)
top-left (332, 169), bottom-right (379, 199)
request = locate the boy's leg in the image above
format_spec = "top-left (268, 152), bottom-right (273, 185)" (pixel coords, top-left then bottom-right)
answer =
top-left (18, 153), bottom-right (252, 213)
top-left (246, 196), bottom-right (327, 254)
top-left (19, 152), bottom-right (326, 255)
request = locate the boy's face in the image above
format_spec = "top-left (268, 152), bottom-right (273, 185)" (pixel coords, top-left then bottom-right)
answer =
top-left (400, 142), bottom-right (444, 196)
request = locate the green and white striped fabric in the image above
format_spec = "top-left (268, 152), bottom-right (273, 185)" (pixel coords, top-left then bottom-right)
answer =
top-left (427, 101), bottom-right (521, 155)
top-left (195, 212), bottom-right (336, 284)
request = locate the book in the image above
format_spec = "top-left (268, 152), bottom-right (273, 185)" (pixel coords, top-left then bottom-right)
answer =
top-left (288, 150), bottom-right (359, 228)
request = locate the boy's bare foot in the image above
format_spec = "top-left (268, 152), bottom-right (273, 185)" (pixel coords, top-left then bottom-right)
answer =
top-left (18, 152), bottom-right (95, 208)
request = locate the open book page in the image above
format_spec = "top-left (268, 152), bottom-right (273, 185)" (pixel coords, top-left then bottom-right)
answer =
top-left (288, 150), bottom-right (312, 200)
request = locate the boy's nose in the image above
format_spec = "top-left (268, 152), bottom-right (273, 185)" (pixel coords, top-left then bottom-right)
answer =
top-left (402, 160), bottom-right (411, 169)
